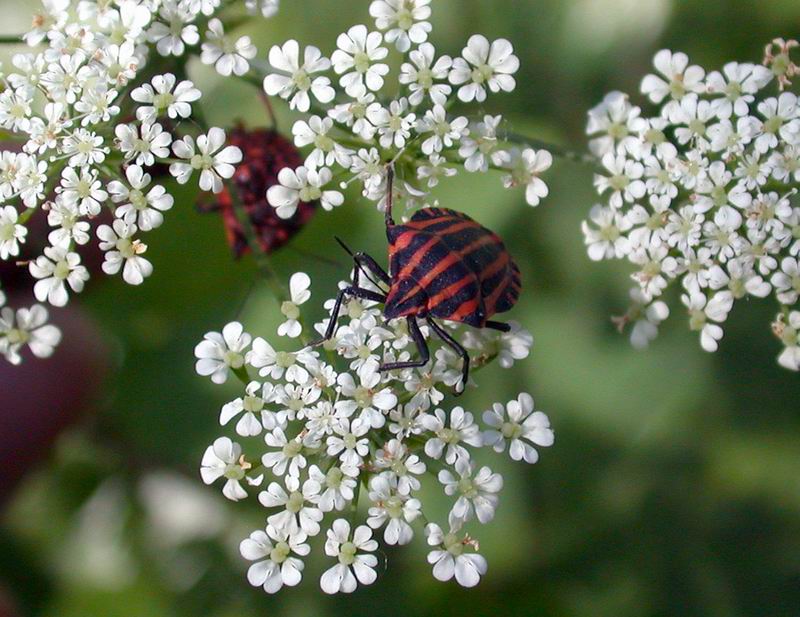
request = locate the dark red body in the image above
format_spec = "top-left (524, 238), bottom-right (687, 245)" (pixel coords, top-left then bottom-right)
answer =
top-left (384, 208), bottom-right (521, 327)
top-left (204, 127), bottom-right (316, 257)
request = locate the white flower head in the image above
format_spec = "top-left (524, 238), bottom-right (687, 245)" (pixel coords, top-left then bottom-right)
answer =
top-left (320, 519), bottom-right (378, 594)
top-left (449, 35), bottom-right (519, 103)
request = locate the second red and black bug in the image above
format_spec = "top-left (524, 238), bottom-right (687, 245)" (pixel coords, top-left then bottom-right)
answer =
top-left (318, 166), bottom-right (521, 393)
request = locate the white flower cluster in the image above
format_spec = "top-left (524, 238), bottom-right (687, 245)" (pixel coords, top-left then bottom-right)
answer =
top-left (582, 41), bottom-right (800, 369)
top-left (0, 0), bottom-right (282, 364)
top-left (195, 271), bottom-right (552, 594)
top-left (0, 284), bottom-right (61, 364)
top-left (261, 0), bottom-right (552, 221)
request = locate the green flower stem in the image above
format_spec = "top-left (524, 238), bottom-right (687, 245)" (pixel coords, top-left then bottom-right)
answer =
top-left (349, 474), bottom-right (363, 528)
top-left (225, 177), bottom-right (289, 306)
top-left (502, 131), bottom-right (599, 166)
top-left (232, 364), bottom-right (252, 386)
top-left (0, 35), bottom-right (23, 45)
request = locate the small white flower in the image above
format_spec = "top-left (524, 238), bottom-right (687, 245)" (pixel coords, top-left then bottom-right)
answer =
top-left (366, 98), bottom-right (416, 149)
top-left (425, 523), bottom-right (487, 587)
top-left (57, 167), bottom-right (108, 216)
top-left (201, 18), bottom-right (257, 77)
top-left (771, 257), bottom-right (800, 304)
top-left (0, 206), bottom-right (27, 259)
top-left (221, 381), bottom-right (274, 437)
top-left (267, 166), bottom-right (343, 218)
top-left (326, 416), bottom-right (370, 469)
top-left (459, 114), bottom-right (501, 173)
top-left (499, 147), bottom-right (553, 206)
top-left (309, 464), bottom-right (357, 512)
top-left (108, 165), bottom-right (174, 231)
top-left (331, 24), bottom-right (389, 96)
top-left (366, 474), bottom-right (421, 545)
top-left (421, 406), bottom-right (482, 464)
top-left (170, 127), bottom-right (242, 194)
top-left (292, 116), bottom-right (353, 169)
top-left (259, 475), bottom-right (323, 536)
top-left (194, 322), bottom-right (252, 384)
top-left (416, 104), bottom-right (468, 155)
top-left (262, 428), bottom-right (308, 478)
top-left (320, 519), bottom-right (378, 594)
top-left (97, 220), bottom-right (153, 286)
top-left (640, 49), bottom-right (705, 106)
top-left (0, 304), bottom-right (61, 365)
top-left (132, 74), bottom-right (201, 121)
top-left (399, 42), bottom-right (452, 106)
top-left (29, 246), bottom-right (89, 307)
top-left (264, 40), bottom-right (334, 112)
top-left (337, 360), bottom-right (398, 428)
top-left (278, 272), bottom-right (312, 338)
top-left (200, 437), bottom-right (250, 501)
top-left (776, 312), bottom-right (800, 371)
top-left (369, 0), bottom-right (432, 52)
top-left (682, 291), bottom-right (733, 352)
top-left (116, 120), bottom-right (172, 167)
top-left (148, 4), bottom-right (200, 57)
top-left (374, 438), bottom-right (426, 494)
top-left (240, 526), bottom-right (310, 594)
top-left (449, 35), bottom-right (519, 103)
top-left (47, 200), bottom-right (90, 248)
top-left (439, 461), bottom-right (502, 526)
top-left (482, 393), bottom-right (554, 463)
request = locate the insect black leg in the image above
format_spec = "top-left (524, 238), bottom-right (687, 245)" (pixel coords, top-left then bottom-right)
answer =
top-left (484, 320), bottom-right (512, 333)
top-left (427, 317), bottom-right (470, 395)
top-left (353, 251), bottom-right (391, 285)
top-left (314, 285), bottom-right (387, 344)
top-left (379, 316), bottom-right (431, 373)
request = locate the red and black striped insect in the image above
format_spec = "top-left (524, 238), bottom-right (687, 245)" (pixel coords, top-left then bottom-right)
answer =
top-left (319, 167), bottom-right (521, 392)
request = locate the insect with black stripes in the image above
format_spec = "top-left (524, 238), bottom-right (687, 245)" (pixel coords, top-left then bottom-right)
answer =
top-left (317, 166), bottom-right (522, 393)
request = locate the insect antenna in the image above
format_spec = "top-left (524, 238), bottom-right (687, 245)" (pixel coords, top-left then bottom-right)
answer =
top-left (334, 236), bottom-right (385, 291)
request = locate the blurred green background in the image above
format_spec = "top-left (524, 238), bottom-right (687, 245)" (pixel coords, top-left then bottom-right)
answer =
top-left (2, 1), bottom-right (800, 616)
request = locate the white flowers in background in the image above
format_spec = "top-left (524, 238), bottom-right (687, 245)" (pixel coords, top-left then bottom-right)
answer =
top-left (582, 41), bottom-right (800, 368)
top-left (0, 0), bottom-right (276, 363)
top-left (260, 2), bottom-right (550, 219)
top-left (196, 271), bottom-right (550, 593)
top-left (0, 304), bottom-right (62, 365)
top-left (201, 18), bottom-right (258, 77)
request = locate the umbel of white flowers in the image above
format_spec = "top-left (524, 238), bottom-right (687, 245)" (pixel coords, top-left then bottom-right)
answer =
top-left (261, 0), bottom-right (552, 222)
top-left (195, 270), bottom-right (553, 594)
top-left (581, 39), bottom-right (800, 371)
top-left (0, 0), bottom-right (282, 364)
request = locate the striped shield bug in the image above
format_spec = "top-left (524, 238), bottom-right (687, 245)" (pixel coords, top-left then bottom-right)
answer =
top-left (200, 126), bottom-right (317, 257)
top-left (318, 166), bottom-right (521, 393)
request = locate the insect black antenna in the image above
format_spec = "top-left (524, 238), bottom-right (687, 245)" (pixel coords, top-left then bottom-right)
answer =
top-left (334, 236), bottom-right (384, 291)
top-left (384, 163), bottom-right (395, 228)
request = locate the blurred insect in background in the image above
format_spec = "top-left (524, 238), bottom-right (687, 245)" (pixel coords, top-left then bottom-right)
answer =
top-left (319, 166), bottom-right (521, 393)
top-left (201, 125), bottom-right (317, 257)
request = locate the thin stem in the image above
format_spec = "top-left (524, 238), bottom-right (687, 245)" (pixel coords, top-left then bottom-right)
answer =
top-left (0, 35), bottom-right (23, 45)
top-left (502, 130), bottom-right (599, 166)
top-left (225, 178), bottom-right (289, 304)
top-left (259, 90), bottom-right (278, 129)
